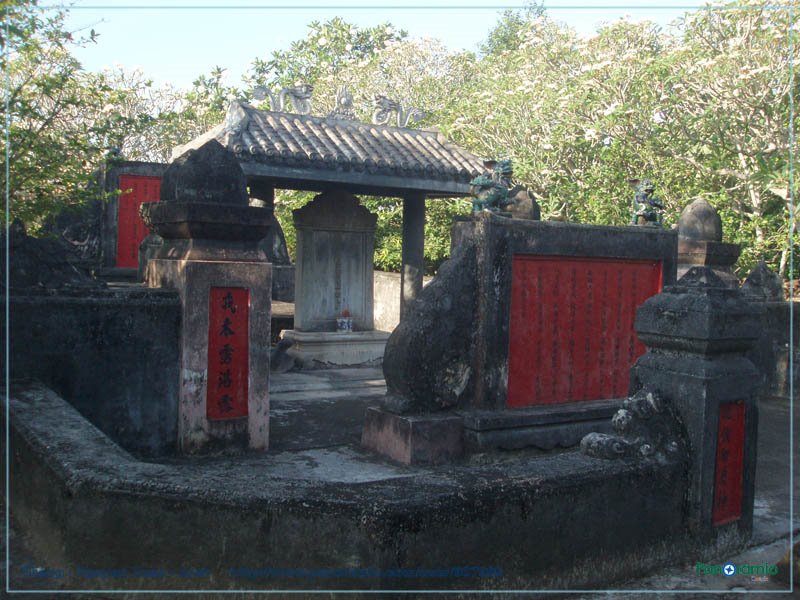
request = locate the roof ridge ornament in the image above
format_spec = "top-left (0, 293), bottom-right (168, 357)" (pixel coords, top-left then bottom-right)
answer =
top-left (372, 94), bottom-right (426, 128)
top-left (328, 86), bottom-right (358, 121)
top-left (253, 84), bottom-right (313, 115)
top-left (222, 100), bottom-right (249, 134)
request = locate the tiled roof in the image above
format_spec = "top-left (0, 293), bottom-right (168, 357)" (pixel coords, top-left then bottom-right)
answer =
top-left (172, 102), bottom-right (485, 194)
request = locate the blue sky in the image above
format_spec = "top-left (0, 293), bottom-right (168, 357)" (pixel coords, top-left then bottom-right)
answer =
top-left (59, 1), bottom-right (698, 89)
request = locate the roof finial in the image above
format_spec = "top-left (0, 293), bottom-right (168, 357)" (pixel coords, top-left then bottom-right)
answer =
top-left (328, 86), bottom-right (357, 120)
top-left (253, 84), bottom-right (313, 115)
top-left (372, 95), bottom-right (426, 128)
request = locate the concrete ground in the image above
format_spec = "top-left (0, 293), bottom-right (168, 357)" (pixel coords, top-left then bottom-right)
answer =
top-left (273, 372), bottom-right (799, 599)
top-left (3, 368), bottom-right (797, 598)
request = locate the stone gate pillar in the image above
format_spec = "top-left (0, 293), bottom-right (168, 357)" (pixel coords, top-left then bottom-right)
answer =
top-left (630, 266), bottom-right (760, 538)
top-left (401, 192), bottom-right (425, 319)
top-left (143, 140), bottom-right (272, 454)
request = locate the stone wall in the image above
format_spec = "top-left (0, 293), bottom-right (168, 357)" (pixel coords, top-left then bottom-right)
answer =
top-left (750, 301), bottom-right (800, 401)
top-left (4, 288), bottom-right (181, 457)
top-left (373, 271), bottom-right (432, 332)
top-left (383, 213), bottom-right (679, 414)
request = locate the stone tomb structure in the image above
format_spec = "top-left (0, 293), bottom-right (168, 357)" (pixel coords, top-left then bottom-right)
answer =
top-left (7, 216), bottom-right (768, 590)
top-left (172, 99), bottom-right (485, 365)
top-left (364, 213), bottom-right (679, 463)
top-left (281, 190), bottom-right (391, 365)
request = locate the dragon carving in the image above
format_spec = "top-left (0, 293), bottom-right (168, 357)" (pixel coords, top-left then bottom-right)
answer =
top-left (372, 95), bottom-right (426, 128)
top-left (254, 84), bottom-right (313, 115)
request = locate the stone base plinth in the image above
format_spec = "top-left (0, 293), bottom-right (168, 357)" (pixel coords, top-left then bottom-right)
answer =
top-left (361, 407), bottom-right (464, 464)
top-left (281, 329), bottom-right (390, 367)
top-left (461, 399), bottom-right (620, 451)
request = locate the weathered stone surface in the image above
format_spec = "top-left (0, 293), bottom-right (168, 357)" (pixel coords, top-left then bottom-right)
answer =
top-left (142, 201), bottom-right (271, 244)
top-left (580, 388), bottom-right (685, 460)
top-left (361, 407), bottom-right (464, 464)
top-left (381, 213), bottom-right (677, 422)
top-left (507, 185), bottom-right (541, 220)
top-left (629, 266), bottom-right (760, 539)
top-left (1, 220), bottom-right (104, 290)
top-left (10, 380), bottom-right (692, 591)
top-left (678, 198), bottom-right (723, 241)
top-left (741, 262), bottom-right (794, 401)
top-left (634, 267), bottom-right (760, 354)
top-left (293, 189), bottom-right (377, 232)
top-left (3, 287), bottom-right (180, 457)
top-left (44, 199), bottom-right (103, 268)
top-left (100, 160), bottom-right (168, 273)
top-left (382, 233), bottom-right (479, 413)
top-left (741, 261), bottom-right (784, 302)
top-left (280, 330), bottom-right (390, 368)
top-left (159, 139), bottom-right (248, 205)
top-left (676, 198), bottom-right (739, 287)
top-left (259, 211), bottom-right (291, 265)
top-left (141, 143), bottom-right (270, 262)
top-left (147, 259), bottom-right (271, 454)
top-left (292, 190), bottom-right (377, 332)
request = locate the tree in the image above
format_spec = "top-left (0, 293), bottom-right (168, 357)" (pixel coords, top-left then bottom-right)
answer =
top-left (658, 0), bottom-right (798, 276)
top-left (480, 2), bottom-right (545, 56)
top-left (245, 17), bottom-right (405, 93)
top-left (444, 0), bottom-right (796, 278)
top-left (2, 0), bottom-right (145, 229)
top-left (244, 19), bottom-right (476, 274)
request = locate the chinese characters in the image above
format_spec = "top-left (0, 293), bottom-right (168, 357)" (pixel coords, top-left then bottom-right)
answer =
top-left (207, 288), bottom-right (250, 420)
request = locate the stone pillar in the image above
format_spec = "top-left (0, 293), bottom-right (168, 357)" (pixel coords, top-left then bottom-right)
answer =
top-left (282, 190), bottom-right (389, 367)
top-left (143, 140), bottom-right (272, 454)
top-left (248, 179), bottom-right (275, 210)
top-left (630, 266), bottom-right (760, 538)
top-left (249, 178), bottom-right (294, 301)
top-left (401, 193), bottom-right (426, 319)
top-left (677, 198), bottom-right (740, 287)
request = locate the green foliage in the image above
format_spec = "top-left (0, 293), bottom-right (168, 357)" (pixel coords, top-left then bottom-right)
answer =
top-left (480, 2), bottom-right (545, 56)
top-left (246, 18), bottom-right (406, 91)
top-left (7, 0), bottom-right (796, 280)
top-left (2, 0), bottom-right (139, 229)
top-left (447, 0), bottom-right (796, 278)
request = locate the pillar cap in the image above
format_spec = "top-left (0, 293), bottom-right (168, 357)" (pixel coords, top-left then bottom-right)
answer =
top-left (634, 267), bottom-right (759, 354)
top-left (160, 140), bottom-right (249, 206)
top-left (678, 198), bottom-right (723, 242)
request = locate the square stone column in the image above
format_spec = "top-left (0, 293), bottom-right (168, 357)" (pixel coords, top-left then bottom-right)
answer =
top-left (142, 139), bottom-right (273, 454)
top-left (630, 267), bottom-right (760, 538)
top-left (148, 259), bottom-right (271, 453)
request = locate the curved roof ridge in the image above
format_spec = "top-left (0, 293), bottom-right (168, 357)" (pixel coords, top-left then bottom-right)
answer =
top-left (171, 100), bottom-right (485, 195)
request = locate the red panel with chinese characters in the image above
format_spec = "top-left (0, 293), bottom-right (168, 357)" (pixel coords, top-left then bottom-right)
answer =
top-left (116, 175), bottom-right (161, 268)
top-left (712, 401), bottom-right (746, 526)
top-left (507, 255), bottom-right (662, 407)
top-left (207, 287), bottom-right (250, 420)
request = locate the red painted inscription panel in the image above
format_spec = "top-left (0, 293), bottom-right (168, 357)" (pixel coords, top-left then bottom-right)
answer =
top-left (712, 401), bottom-right (746, 526)
top-left (207, 287), bottom-right (250, 420)
top-left (116, 175), bottom-right (161, 268)
top-left (507, 256), bottom-right (662, 407)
